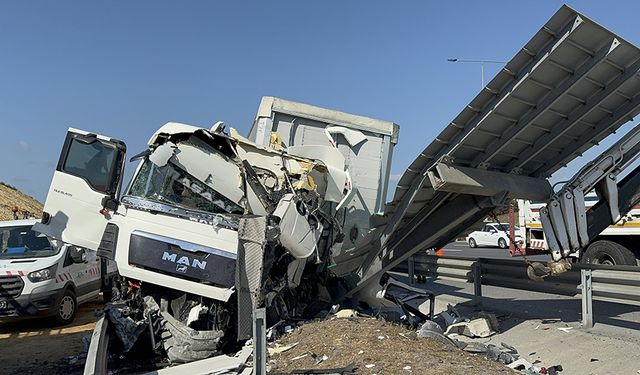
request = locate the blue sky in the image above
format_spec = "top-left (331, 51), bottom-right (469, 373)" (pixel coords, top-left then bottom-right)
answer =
top-left (2, 1), bottom-right (640, 202)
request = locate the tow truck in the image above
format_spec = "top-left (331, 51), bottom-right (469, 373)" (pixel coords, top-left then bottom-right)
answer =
top-left (33, 4), bottom-right (640, 374)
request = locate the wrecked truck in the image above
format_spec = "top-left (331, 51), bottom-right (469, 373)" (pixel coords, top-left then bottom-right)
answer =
top-left (32, 5), bottom-right (640, 372)
top-left (34, 96), bottom-right (400, 364)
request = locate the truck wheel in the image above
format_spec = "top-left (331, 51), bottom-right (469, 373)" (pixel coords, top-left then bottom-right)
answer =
top-left (54, 289), bottom-right (77, 326)
top-left (498, 238), bottom-right (507, 249)
top-left (582, 240), bottom-right (637, 266)
top-left (468, 238), bottom-right (477, 248)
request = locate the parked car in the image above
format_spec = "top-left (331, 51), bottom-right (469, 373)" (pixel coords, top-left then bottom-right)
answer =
top-left (0, 219), bottom-right (116, 325)
top-left (466, 223), bottom-right (522, 249)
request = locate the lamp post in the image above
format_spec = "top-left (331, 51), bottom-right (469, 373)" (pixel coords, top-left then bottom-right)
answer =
top-left (447, 58), bottom-right (507, 88)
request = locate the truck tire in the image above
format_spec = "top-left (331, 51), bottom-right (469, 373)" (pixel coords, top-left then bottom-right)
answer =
top-left (468, 238), bottom-right (477, 248)
top-left (582, 240), bottom-right (637, 266)
top-left (54, 289), bottom-right (77, 326)
top-left (498, 238), bottom-right (507, 249)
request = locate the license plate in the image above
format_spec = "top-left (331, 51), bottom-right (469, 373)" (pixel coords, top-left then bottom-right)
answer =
top-left (0, 300), bottom-right (6, 310)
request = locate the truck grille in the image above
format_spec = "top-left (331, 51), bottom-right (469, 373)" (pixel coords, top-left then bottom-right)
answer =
top-left (0, 275), bottom-right (24, 298)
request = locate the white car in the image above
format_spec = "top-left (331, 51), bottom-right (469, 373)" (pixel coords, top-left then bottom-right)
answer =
top-left (0, 219), bottom-right (116, 325)
top-left (466, 223), bottom-right (522, 249)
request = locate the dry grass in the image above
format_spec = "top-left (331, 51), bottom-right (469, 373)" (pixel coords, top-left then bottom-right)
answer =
top-left (269, 317), bottom-right (515, 375)
top-left (0, 182), bottom-right (43, 221)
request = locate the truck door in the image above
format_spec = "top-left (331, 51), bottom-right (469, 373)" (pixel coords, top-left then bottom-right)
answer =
top-left (33, 128), bottom-right (126, 251)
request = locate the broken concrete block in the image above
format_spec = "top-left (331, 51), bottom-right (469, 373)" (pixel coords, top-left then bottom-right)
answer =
top-left (416, 321), bottom-right (457, 349)
top-left (444, 318), bottom-right (494, 338)
top-left (507, 358), bottom-right (532, 370)
top-left (334, 309), bottom-right (357, 318)
top-left (267, 342), bottom-right (298, 355)
top-left (445, 318), bottom-right (495, 337)
top-left (462, 342), bottom-right (488, 354)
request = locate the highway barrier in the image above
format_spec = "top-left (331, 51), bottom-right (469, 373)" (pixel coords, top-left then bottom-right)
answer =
top-left (396, 254), bottom-right (640, 328)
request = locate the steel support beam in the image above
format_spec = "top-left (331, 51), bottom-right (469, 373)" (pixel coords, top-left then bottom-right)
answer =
top-left (428, 162), bottom-right (552, 200)
top-left (506, 57), bottom-right (640, 172)
top-left (472, 38), bottom-right (620, 167)
top-left (351, 194), bottom-right (492, 296)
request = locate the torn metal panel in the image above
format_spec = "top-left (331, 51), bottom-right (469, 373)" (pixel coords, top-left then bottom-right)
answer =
top-left (287, 145), bottom-right (349, 203)
top-left (158, 308), bottom-right (224, 363)
top-left (324, 126), bottom-right (367, 147)
top-left (427, 162), bottom-right (552, 200)
top-left (171, 138), bottom-right (245, 206)
top-left (141, 345), bottom-right (253, 375)
top-left (273, 193), bottom-right (323, 259)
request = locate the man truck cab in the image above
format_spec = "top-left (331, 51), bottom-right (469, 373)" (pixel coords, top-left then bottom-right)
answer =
top-left (0, 219), bottom-right (112, 324)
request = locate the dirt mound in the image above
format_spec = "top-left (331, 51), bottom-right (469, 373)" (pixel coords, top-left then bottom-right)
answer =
top-left (0, 182), bottom-right (43, 221)
top-left (269, 317), bottom-right (514, 375)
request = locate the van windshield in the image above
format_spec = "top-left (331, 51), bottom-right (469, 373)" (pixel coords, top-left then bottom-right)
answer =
top-left (126, 158), bottom-right (244, 215)
top-left (0, 225), bottom-right (59, 259)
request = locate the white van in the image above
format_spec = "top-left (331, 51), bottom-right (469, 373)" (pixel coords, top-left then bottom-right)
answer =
top-left (0, 219), bottom-right (115, 325)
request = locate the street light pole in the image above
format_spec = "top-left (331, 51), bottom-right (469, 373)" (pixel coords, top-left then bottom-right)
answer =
top-left (447, 58), bottom-right (507, 88)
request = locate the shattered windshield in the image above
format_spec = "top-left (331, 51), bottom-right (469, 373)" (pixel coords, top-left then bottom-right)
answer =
top-left (0, 225), bottom-right (59, 259)
top-left (127, 159), bottom-right (244, 215)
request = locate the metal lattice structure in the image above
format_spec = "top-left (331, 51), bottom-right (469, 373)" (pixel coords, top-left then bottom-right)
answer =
top-left (355, 5), bottom-right (640, 291)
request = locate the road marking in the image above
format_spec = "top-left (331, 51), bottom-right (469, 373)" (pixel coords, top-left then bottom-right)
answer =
top-left (443, 249), bottom-right (463, 252)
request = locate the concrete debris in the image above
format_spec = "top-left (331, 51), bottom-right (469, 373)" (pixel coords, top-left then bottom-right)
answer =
top-left (416, 320), bottom-right (458, 349)
top-left (291, 353), bottom-right (309, 361)
top-left (557, 327), bottom-right (573, 333)
top-left (462, 342), bottom-right (489, 354)
top-left (365, 364), bottom-right (375, 368)
top-left (486, 344), bottom-right (518, 365)
top-left (507, 358), bottom-right (533, 370)
top-left (285, 325), bottom-right (295, 333)
top-left (478, 311), bottom-right (500, 332)
top-left (444, 318), bottom-right (495, 338)
top-left (310, 352), bottom-right (329, 365)
top-left (334, 309), bottom-right (358, 318)
top-left (267, 321), bottom-right (285, 341)
top-left (268, 342), bottom-right (299, 355)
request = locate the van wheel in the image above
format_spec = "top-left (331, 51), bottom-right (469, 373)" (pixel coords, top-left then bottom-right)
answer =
top-left (582, 240), bottom-right (637, 266)
top-left (498, 238), bottom-right (508, 249)
top-left (55, 289), bottom-right (77, 326)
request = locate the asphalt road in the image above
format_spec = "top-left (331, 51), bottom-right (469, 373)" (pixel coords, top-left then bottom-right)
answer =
top-left (442, 240), bottom-right (549, 261)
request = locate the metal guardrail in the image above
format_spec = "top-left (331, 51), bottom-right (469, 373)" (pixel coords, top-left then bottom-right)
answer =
top-left (397, 254), bottom-right (640, 328)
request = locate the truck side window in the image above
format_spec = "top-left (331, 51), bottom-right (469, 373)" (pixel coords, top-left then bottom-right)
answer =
top-left (61, 138), bottom-right (117, 194)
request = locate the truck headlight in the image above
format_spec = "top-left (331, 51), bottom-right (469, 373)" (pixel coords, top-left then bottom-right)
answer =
top-left (28, 264), bottom-right (58, 283)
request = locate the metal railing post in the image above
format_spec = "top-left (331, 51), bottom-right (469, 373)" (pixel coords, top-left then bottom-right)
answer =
top-left (581, 269), bottom-right (593, 328)
top-left (253, 308), bottom-right (267, 375)
top-left (473, 262), bottom-right (482, 306)
top-left (408, 256), bottom-right (416, 285)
